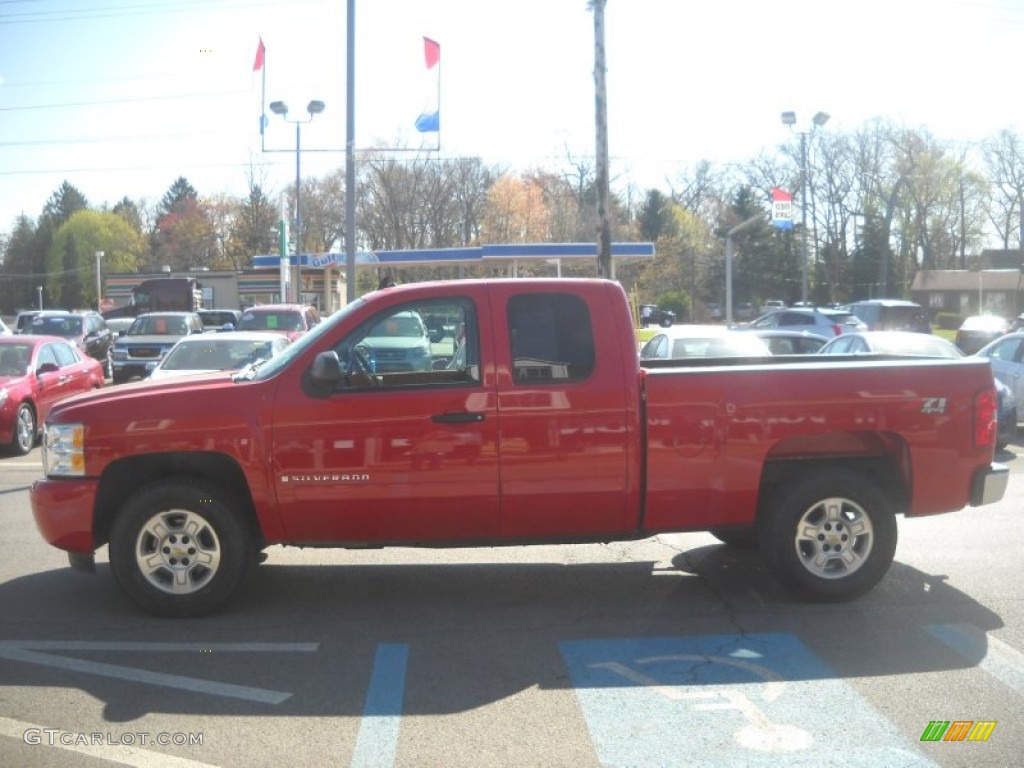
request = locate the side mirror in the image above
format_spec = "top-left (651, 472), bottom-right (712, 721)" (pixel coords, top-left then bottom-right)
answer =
top-left (304, 351), bottom-right (342, 398)
top-left (310, 351), bottom-right (341, 385)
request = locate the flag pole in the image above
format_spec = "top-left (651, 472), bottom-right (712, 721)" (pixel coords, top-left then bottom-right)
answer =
top-left (433, 43), bottom-right (441, 151)
top-left (261, 47), bottom-right (267, 152)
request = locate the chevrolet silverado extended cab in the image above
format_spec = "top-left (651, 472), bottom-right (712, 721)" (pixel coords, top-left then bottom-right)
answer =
top-left (31, 279), bottom-right (1008, 616)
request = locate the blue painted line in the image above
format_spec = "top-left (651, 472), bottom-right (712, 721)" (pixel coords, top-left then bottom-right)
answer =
top-left (926, 623), bottom-right (1024, 697)
top-left (349, 643), bottom-right (409, 768)
top-left (559, 633), bottom-right (933, 768)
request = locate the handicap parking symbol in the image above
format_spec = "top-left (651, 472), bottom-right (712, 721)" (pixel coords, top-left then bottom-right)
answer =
top-left (559, 633), bottom-right (933, 768)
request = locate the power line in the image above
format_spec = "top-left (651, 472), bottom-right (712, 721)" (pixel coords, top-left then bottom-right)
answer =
top-left (0, 0), bottom-right (317, 25)
top-left (0, 89), bottom-right (247, 112)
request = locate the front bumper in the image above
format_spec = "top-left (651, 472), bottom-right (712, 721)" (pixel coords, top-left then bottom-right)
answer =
top-left (970, 462), bottom-right (1009, 506)
top-left (30, 477), bottom-right (99, 554)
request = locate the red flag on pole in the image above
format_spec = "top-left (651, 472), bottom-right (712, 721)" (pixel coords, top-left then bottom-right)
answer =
top-left (423, 37), bottom-right (440, 69)
top-left (253, 37), bottom-right (266, 72)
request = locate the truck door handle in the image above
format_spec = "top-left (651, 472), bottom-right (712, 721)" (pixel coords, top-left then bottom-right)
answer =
top-left (432, 412), bottom-right (485, 424)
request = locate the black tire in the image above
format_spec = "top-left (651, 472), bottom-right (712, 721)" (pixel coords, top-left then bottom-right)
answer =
top-left (709, 526), bottom-right (759, 549)
top-left (659, 317), bottom-right (673, 328)
top-left (759, 469), bottom-right (897, 602)
top-left (109, 479), bottom-right (256, 617)
top-left (9, 403), bottom-right (36, 456)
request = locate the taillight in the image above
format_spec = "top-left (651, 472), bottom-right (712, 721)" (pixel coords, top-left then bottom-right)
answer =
top-left (974, 388), bottom-right (997, 449)
top-left (831, 324), bottom-right (842, 336)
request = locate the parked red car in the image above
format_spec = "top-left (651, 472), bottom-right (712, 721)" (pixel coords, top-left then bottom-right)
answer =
top-left (0, 336), bottom-right (105, 455)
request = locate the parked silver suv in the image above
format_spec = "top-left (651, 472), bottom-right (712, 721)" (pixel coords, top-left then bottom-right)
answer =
top-left (745, 307), bottom-right (866, 337)
top-left (844, 299), bottom-right (931, 333)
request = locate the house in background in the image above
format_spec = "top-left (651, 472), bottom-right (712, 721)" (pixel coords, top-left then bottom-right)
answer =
top-left (911, 250), bottom-right (1024, 319)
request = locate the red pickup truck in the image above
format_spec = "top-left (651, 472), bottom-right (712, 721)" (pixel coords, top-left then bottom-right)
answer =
top-left (31, 279), bottom-right (1008, 617)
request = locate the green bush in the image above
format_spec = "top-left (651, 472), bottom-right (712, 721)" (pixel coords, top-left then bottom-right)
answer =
top-left (657, 290), bottom-right (691, 321)
top-left (935, 312), bottom-right (964, 331)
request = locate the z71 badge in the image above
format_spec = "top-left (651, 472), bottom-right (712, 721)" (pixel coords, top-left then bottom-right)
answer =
top-left (921, 397), bottom-right (947, 414)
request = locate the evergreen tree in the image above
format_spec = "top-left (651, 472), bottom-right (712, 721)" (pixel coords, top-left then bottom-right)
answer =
top-left (42, 181), bottom-right (88, 225)
top-left (112, 196), bottom-right (144, 233)
top-left (0, 215), bottom-right (37, 312)
top-left (158, 177), bottom-right (198, 218)
top-left (637, 189), bottom-right (670, 241)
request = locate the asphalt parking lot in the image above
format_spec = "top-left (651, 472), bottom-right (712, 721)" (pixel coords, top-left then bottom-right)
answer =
top-left (0, 445), bottom-right (1021, 767)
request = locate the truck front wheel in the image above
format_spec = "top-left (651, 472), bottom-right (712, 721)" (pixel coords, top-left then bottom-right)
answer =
top-left (760, 469), bottom-right (897, 602)
top-left (109, 480), bottom-right (255, 617)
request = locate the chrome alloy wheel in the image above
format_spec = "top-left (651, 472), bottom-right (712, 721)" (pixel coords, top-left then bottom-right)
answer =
top-left (793, 496), bottom-right (874, 580)
top-left (135, 510), bottom-right (222, 594)
top-left (14, 405), bottom-right (35, 455)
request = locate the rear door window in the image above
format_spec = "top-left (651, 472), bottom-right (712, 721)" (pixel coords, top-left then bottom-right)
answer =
top-left (507, 293), bottom-right (595, 382)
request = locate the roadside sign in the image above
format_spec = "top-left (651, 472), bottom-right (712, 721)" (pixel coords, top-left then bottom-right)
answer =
top-left (771, 187), bottom-right (794, 230)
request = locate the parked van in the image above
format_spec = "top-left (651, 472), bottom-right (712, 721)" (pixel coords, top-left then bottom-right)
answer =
top-left (844, 299), bottom-right (931, 333)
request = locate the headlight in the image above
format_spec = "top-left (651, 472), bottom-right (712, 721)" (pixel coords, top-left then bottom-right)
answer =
top-left (42, 423), bottom-right (85, 477)
top-left (112, 348), bottom-right (128, 360)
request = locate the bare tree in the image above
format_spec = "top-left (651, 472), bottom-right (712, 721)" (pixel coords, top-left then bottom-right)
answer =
top-left (983, 128), bottom-right (1024, 249)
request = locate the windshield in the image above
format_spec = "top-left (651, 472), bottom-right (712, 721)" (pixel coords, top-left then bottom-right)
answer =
top-left (130, 315), bottom-right (189, 335)
top-left (162, 338), bottom-right (280, 371)
top-left (236, 299), bottom-right (365, 381)
top-left (30, 315), bottom-right (81, 337)
top-left (238, 309), bottom-right (303, 332)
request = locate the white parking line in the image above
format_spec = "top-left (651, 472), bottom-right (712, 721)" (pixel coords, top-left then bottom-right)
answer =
top-left (926, 624), bottom-right (1024, 697)
top-left (0, 641), bottom-right (320, 705)
top-left (0, 715), bottom-right (218, 768)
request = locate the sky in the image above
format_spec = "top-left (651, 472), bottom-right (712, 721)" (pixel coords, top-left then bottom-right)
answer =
top-left (2, 0), bottom-right (1024, 239)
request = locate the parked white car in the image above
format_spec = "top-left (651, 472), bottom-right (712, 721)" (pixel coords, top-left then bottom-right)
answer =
top-left (148, 331), bottom-right (291, 380)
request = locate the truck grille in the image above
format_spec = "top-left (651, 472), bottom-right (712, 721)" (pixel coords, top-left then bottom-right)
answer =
top-left (129, 347), bottom-right (162, 359)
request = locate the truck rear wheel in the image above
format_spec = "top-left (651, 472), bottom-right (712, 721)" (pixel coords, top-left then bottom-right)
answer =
top-left (760, 469), bottom-right (897, 601)
top-left (109, 480), bottom-right (255, 617)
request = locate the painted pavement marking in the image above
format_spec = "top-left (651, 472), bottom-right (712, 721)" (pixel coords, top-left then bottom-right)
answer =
top-left (559, 633), bottom-right (935, 768)
top-left (0, 641), bottom-right (320, 705)
top-left (349, 643), bottom-right (409, 768)
top-left (925, 623), bottom-right (1024, 697)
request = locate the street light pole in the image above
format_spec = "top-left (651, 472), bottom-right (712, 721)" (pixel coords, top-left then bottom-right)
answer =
top-left (781, 110), bottom-right (829, 304)
top-left (95, 251), bottom-right (104, 312)
top-left (295, 121), bottom-right (302, 303)
top-left (269, 99), bottom-right (326, 304)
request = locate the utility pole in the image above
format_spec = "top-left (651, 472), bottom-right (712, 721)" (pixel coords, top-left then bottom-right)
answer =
top-left (592, 0), bottom-right (612, 279)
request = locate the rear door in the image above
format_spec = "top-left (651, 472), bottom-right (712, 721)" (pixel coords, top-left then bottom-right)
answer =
top-left (489, 284), bottom-right (635, 538)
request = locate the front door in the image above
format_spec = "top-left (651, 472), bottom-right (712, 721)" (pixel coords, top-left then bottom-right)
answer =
top-left (270, 296), bottom-right (500, 543)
